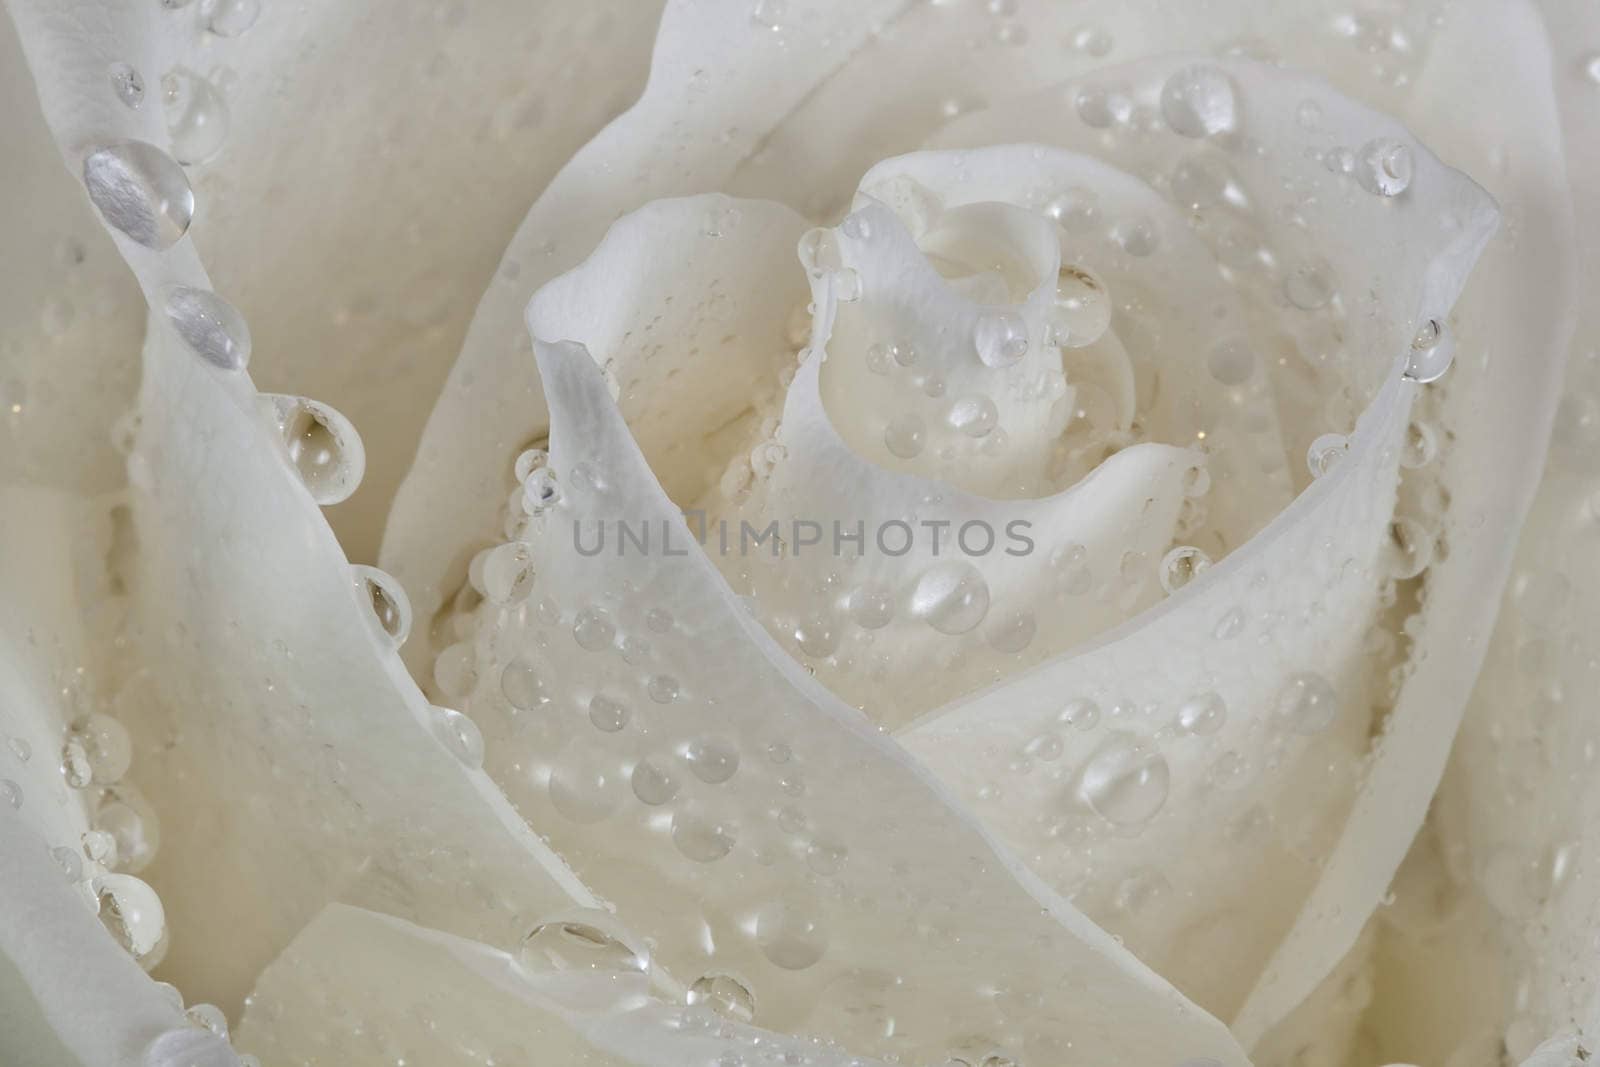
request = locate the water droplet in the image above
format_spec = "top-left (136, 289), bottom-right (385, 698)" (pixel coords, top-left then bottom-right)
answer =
top-left (500, 658), bottom-right (548, 711)
top-left (1306, 432), bottom-right (1350, 478)
top-left (482, 542), bottom-right (536, 603)
top-left (1176, 692), bottom-right (1227, 735)
top-left (1077, 733), bottom-right (1170, 826)
top-left (884, 413), bottom-right (926, 459)
top-left (1059, 698), bottom-right (1101, 731)
top-left (61, 737), bottom-right (92, 789)
top-left (203, 0), bottom-right (260, 36)
top-left (1112, 218), bottom-right (1159, 256)
top-left (1405, 318), bottom-right (1455, 383)
top-left (672, 804), bottom-right (738, 862)
top-left (523, 467), bottom-right (563, 513)
top-left (141, 1027), bottom-right (237, 1067)
top-left (1159, 546), bottom-right (1212, 594)
top-left (82, 142), bottom-right (194, 250)
top-left (262, 394), bottom-right (364, 504)
top-left (684, 736), bottom-right (740, 784)
top-left (519, 912), bottom-right (651, 1011)
top-left (754, 899), bottom-right (828, 969)
top-left (793, 614), bottom-right (839, 658)
top-left (429, 705), bottom-right (484, 767)
top-left (587, 694), bottom-right (629, 732)
top-left (94, 873), bottom-right (165, 959)
top-left (1357, 137), bottom-right (1413, 196)
top-left (909, 561), bottom-right (991, 635)
top-left (164, 287), bottom-right (251, 370)
top-left (572, 607), bottom-right (616, 652)
top-left (1047, 265), bottom-right (1111, 348)
top-left (688, 973), bottom-right (756, 1022)
top-left (350, 565), bottom-right (410, 647)
top-left (1160, 65), bottom-right (1237, 137)
top-left (646, 674), bottom-right (679, 704)
top-left (847, 584), bottom-right (895, 629)
top-left (1402, 419), bottom-right (1438, 469)
top-left (1074, 84), bottom-right (1127, 128)
top-left (0, 779), bottom-right (20, 810)
top-left (749, 0), bottom-right (786, 31)
top-left (630, 756), bottom-right (679, 806)
top-left (6, 736), bottom-right (29, 763)
top-left (986, 609), bottom-right (1036, 653)
top-left (67, 714), bottom-right (131, 785)
top-left (95, 785), bottom-right (159, 873)
top-left (83, 830), bottom-right (117, 865)
top-left (1206, 337), bottom-right (1256, 385)
top-left (109, 63), bottom-right (145, 108)
top-left (974, 311), bottom-right (1029, 367)
top-left (1275, 672), bottom-right (1339, 733)
top-left (1584, 53), bottom-right (1600, 85)
top-left (160, 68), bottom-right (230, 164)
top-left (1285, 259), bottom-right (1336, 310)
top-left (1387, 517), bottom-right (1435, 579)
top-left (185, 1003), bottom-right (228, 1038)
top-left (645, 607), bottom-right (674, 633)
top-left (946, 395), bottom-right (999, 438)
top-left (1070, 24), bottom-right (1113, 56)
top-left (433, 642), bottom-right (478, 699)
top-left (549, 747), bottom-right (622, 824)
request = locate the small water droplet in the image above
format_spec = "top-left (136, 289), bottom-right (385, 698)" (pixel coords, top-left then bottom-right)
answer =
top-left (1176, 692), bottom-right (1227, 735)
top-left (109, 63), bottom-right (145, 108)
top-left (672, 804), bottom-right (738, 862)
top-left (1357, 137), bottom-right (1413, 196)
top-left (986, 609), bottom-right (1036, 653)
top-left (909, 561), bottom-right (991, 635)
top-left (500, 658), bottom-right (548, 710)
top-left (1059, 698), bottom-right (1101, 731)
top-left (351, 565), bottom-right (410, 646)
top-left (974, 311), bottom-right (1029, 367)
top-left (754, 898), bottom-right (828, 970)
top-left (1047, 265), bottom-right (1111, 348)
top-left (1404, 318), bottom-right (1455, 383)
top-left (161, 68), bottom-right (230, 164)
top-left (1206, 337), bottom-right (1256, 385)
top-left (646, 674), bottom-right (680, 704)
top-left (946, 394), bottom-right (999, 438)
top-left (82, 142), bottom-right (194, 250)
top-left (1306, 432), bottom-right (1350, 478)
top-left (0, 779), bottom-right (20, 810)
top-left (164, 287), bottom-right (251, 370)
top-left (572, 607), bottom-right (616, 652)
top-left (95, 785), bottom-right (159, 873)
top-left (884, 413), bottom-right (926, 459)
top-left (1077, 733), bottom-right (1170, 826)
top-left (684, 736), bottom-right (740, 784)
top-left (481, 542), bottom-right (536, 603)
top-left (1387, 517), bottom-right (1435, 579)
top-left (1402, 419), bottom-right (1438, 469)
top-left (1159, 546), bottom-right (1212, 594)
top-left (793, 614), bottom-right (839, 658)
top-left (1160, 65), bottom-right (1237, 137)
top-left (262, 394), bottom-right (364, 504)
top-left (1275, 672), bottom-right (1339, 733)
top-left (67, 714), bottom-right (132, 786)
top-left (847, 584), bottom-right (895, 629)
top-left (630, 756), bottom-right (679, 806)
top-left (1285, 259), bottom-right (1336, 310)
top-left (429, 705), bottom-right (484, 767)
top-left (522, 467), bottom-right (563, 513)
top-left (6, 736), bottom-right (30, 763)
top-left (203, 0), bottom-right (260, 36)
top-left (141, 1027), bottom-right (236, 1067)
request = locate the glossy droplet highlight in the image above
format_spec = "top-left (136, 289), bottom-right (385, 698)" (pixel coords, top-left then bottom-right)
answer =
top-left (884, 413), bottom-right (926, 459)
top-left (1405, 318), bottom-right (1455, 383)
top-left (847, 584), bottom-right (894, 629)
top-left (500, 658), bottom-right (548, 710)
top-left (141, 1027), bottom-right (238, 1067)
top-left (82, 142), bottom-right (194, 250)
top-left (351, 565), bottom-right (410, 646)
top-left (94, 873), bottom-right (166, 959)
top-left (909, 561), bottom-right (991, 635)
top-left (1077, 733), bottom-right (1170, 826)
top-left (1276, 672), bottom-right (1339, 733)
top-left (161, 68), bottom-right (230, 165)
top-left (263, 394), bottom-right (365, 504)
top-left (1159, 546), bottom-right (1212, 594)
top-left (1048, 265), bottom-right (1111, 348)
top-left (519, 912), bottom-right (651, 1012)
top-left (165, 287), bottom-right (251, 370)
top-left (1160, 65), bottom-right (1237, 137)
top-left (429, 705), bottom-right (484, 767)
top-left (1306, 432), bottom-right (1350, 478)
top-left (1176, 692), bottom-right (1227, 736)
top-left (946, 395), bottom-right (999, 438)
top-left (1358, 137), bottom-right (1414, 197)
top-left (754, 899), bottom-right (829, 970)
top-left (67, 714), bottom-right (132, 785)
top-left (204, 0), bottom-right (260, 36)
top-left (671, 804), bottom-right (738, 862)
top-left (974, 311), bottom-right (1029, 368)
top-left (688, 973), bottom-right (756, 1022)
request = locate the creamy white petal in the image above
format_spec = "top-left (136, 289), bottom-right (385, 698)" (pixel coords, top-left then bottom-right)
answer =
top-left (237, 904), bottom-right (884, 1066)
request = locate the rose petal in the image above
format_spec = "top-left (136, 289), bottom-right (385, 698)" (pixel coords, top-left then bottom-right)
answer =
top-left (237, 904), bottom-right (884, 1066)
top-left (431, 326), bottom-right (1247, 1064)
top-left (893, 58), bottom-right (1500, 1020)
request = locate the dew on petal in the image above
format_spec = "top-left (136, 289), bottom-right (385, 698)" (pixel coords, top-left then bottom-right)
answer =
top-left (518, 911), bottom-right (651, 1012)
top-left (1275, 672), bottom-right (1339, 733)
top-left (82, 142), bottom-right (193, 250)
top-left (429, 705), bottom-right (484, 767)
top-left (1160, 65), bottom-right (1237, 137)
top-left (909, 561), bottom-right (991, 635)
top-left (1077, 733), bottom-right (1170, 826)
top-left (164, 287), bottom-right (251, 370)
top-left (263, 394), bottom-right (365, 505)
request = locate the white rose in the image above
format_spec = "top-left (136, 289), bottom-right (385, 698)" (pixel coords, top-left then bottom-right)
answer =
top-left (1, 1), bottom-right (1596, 1066)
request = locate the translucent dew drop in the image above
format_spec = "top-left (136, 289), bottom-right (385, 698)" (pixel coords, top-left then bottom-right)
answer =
top-left (630, 756), bottom-right (679, 806)
top-left (141, 1027), bottom-right (237, 1067)
top-left (847, 584), bottom-right (895, 629)
top-left (1285, 259), bottom-right (1336, 310)
top-left (1402, 419), bottom-right (1438, 469)
top-left (1077, 733), bottom-right (1170, 826)
top-left (688, 973), bottom-right (756, 1023)
top-left (1160, 65), bottom-right (1237, 137)
top-left (61, 737), bottom-right (92, 789)
top-left (671, 804), bottom-right (738, 862)
top-left (884, 413), bottom-right (926, 459)
top-left (1047, 265), bottom-right (1111, 348)
top-left (1357, 137), bottom-right (1414, 197)
top-left (1206, 337), bottom-right (1256, 385)
top-left (946, 395), bottom-right (999, 438)
top-left (500, 658), bottom-right (548, 710)
top-left (523, 467), bottom-right (563, 513)
top-left (203, 0), bottom-right (260, 36)
top-left (1059, 698), bottom-right (1101, 731)
top-left (572, 607), bottom-right (617, 652)
top-left (164, 287), bottom-right (251, 370)
top-left (482, 542), bottom-right (536, 603)
top-left (262, 394), bottom-right (364, 504)
top-left (1176, 692), bottom-right (1227, 735)
top-left (81, 142), bottom-right (194, 250)
top-left (351, 565), bottom-right (410, 647)
top-left (95, 785), bottom-right (160, 873)
top-left (1275, 672), bottom-right (1339, 733)
top-left (518, 911), bottom-right (651, 1012)
top-left (514, 447), bottom-right (548, 483)
top-left (185, 1003), bottom-right (228, 1038)
top-left (753, 899), bottom-right (829, 970)
top-left (160, 68), bottom-right (230, 165)
top-left (1159, 546), bottom-right (1212, 594)
top-left (1404, 318), bottom-right (1455, 383)
top-left (647, 674), bottom-right (680, 704)
top-left (974, 311), bottom-right (1029, 367)
top-left (684, 736), bottom-right (740, 784)
top-left (793, 614), bottom-right (839, 658)
top-left (986, 609), bottom-right (1036, 654)
top-left (109, 63), bottom-right (145, 108)
top-left (94, 873), bottom-right (166, 959)
top-left (1306, 432), bottom-right (1350, 478)
top-left (588, 694), bottom-right (629, 732)
top-left (0, 779), bottom-right (19, 810)
top-left (909, 561), bottom-right (991, 635)
top-left (1387, 517), bottom-right (1435, 580)
top-left (549, 747), bottom-right (622, 824)
top-left (429, 705), bottom-right (484, 767)
top-left (67, 713), bottom-right (132, 785)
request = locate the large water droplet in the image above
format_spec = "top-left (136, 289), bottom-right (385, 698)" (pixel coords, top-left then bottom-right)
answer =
top-left (946, 394), bottom-right (999, 438)
top-left (1176, 692), bottom-right (1227, 736)
top-left (684, 736), bottom-right (740, 784)
top-left (630, 756), bottom-right (679, 806)
top-left (754, 898), bottom-right (828, 970)
top-left (82, 142), bottom-right (194, 250)
top-left (164, 287), bottom-right (251, 370)
top-left (672, 803), bottom-right (738, 862)
top-left (1357, 137), bottom-right (1414, 197)
top-left (94, 873), bottom-right (166, 959)
top-left (262, 394), bottom-right (365, 504)
top-left (518, 911), bottom-right (651, 1012)
top-left (1306, 432), bottom-right (1350, 478)
top-left (351, 565), bottom-right (410, 647)
top-left (688, 973), bottom-right (756, 1022)
top-left (141, 1027), bottom-right (238, 1067)
top-left (974, 311), bottom-right (1029, 368)
top-left (161, 68), bottom-right (230, 165)
top-left (429, 705), bottom-right (484, 767)
top-left (67, 713), bottom-right (132, 785)
top-left (95, 784), bottom-right (160, 873)
top-left (884, 413), bottom-right (926, 459)
top-left (1404, 318), bottom-right (1455, 383)
top-left (500, 658), bottom-right (548, 710)
top-left (1077, 733), bottom-right (1170, 826)
top-left (1160, 65), bottom-right (1237, 137)
top-left (909, 561), bottom-right (991, 635)
top-left (847, 584), bottom-right (895, 629)
top-left (1047, 265), bottom-right (1111, 348)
